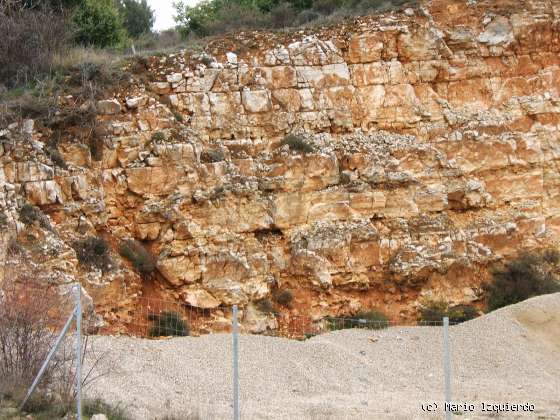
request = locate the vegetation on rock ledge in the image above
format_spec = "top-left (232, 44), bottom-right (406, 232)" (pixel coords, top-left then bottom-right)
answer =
top-left (485, 250), bottom-right (560, 311)
top-left (73, 236), bottom-right (113, 272)
top-left (119, 239), bottom-right (156, 276)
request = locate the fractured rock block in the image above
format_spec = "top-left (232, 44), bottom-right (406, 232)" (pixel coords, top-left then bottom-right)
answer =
top-left (183, 289), bottom-right (220, 309)
top-left (97, 99), bottom-right (122, 115)
top-left (242, 90), bottom-right (272, 113)
top-left (25, 180), bottom-right (63, 205)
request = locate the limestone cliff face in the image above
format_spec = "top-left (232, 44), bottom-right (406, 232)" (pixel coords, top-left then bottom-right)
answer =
top-left (1, 0), bottom-right (560, 330)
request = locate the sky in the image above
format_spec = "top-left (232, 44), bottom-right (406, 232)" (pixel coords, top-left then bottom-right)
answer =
top-left (148, 0), bottom-right (199, 32)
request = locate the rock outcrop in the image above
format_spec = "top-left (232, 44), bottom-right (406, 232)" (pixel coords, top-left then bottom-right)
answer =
top-left (1, 0), bottom-right (559, 331)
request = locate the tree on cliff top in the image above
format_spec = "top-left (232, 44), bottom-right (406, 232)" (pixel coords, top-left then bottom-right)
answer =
top-left (73, 0), bottom-right (127, 48)
top-left (174, 0), bottom-right (418, 38)
top-left (117, 0), bottom-right (155, 38)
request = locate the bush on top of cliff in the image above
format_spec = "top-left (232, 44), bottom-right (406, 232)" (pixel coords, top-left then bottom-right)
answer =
top-left (0, 4), bottom-right (70, 88)
top-left (118, 0), bottom-right (155, 39)
top-left (485, 250), bottom-right (560, 311)
top-left (73, 0), bottom-right (155, 48)
top-left (0, 0), bottom-right (156, 90)
top-left (174, 0), bottom-right (418, 37)
top-left (73, 0), bottom-right (128, 48)
top-left (119, 239), bottom-right (156, 276)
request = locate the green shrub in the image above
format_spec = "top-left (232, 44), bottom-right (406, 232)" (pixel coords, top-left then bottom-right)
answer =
top-left (119, 239), bottom-right (155, 276)
top-left (420, 300), bottom-right (479, 324)
top-left (199, 57), bottom-right (213, 68)
top-left (296, 9), bottom-right (320, 24)
top-left (273, 289), bottom-right (293, 307)
top-left (117, 0), bottom-right (155, 39)
top-left (280, 134), bottom-right (314, 154)
top-left (542, 248), bottom-right (560, 265)
top-left (327, 309), bottom-right (389, 331)
top-left (268, 2), bottom-right (297, 28)
top-left (256, 299), bottom-right (274, 314)
top-left (201, 148), bottom-right (225, 163)
top-left (312, 0), bottom-right (341, 14)
top-left (73, 0), bottom-right (127, 48)
top-left (209, 185), bottom-right (226, 201)
top-left (151, 131), bottom-right (165, 142)
top-left (174, 0), bottom-right (419, 38)
top-left (175, 0), bottom-right (217, 38)
top-left (419, 300), bottom-right (448, 324)
top-left (485, 251), bottom-right (560, 311)
top-left (0, 212), bottom-right (7, 227)
top-left (72, 237), bottom-right (113, 272)
top-left (148, 312), bottom-right (189, 337)
top-left (174, 112), bottom-right (184, 123)
top-left (447, 304), bottom-right (478, 324)
top-left (46, 147), bottom-right (68, 169)
top-left (175, 0), bottom-right (267, 38)
top-left (18, 204), bottom-right (51, 229)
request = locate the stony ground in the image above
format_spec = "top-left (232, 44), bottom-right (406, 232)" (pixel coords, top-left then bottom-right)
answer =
top-left (86, 293), bottom-right (560, 419)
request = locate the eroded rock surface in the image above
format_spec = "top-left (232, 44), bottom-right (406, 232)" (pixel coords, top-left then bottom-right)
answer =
top-left (1, 0), bottom-right (559, 329)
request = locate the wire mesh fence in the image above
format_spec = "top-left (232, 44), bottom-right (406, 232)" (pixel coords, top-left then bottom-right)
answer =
top-left (233, 313), bottom-right (457, 419)
top-left (105, 296), bottom-right (232, 337)
top-left (3, 288), bottom-right (555, 419)
top-left (108, 295), bottom-right (456, 340)
top-left (91, 296), bottom-right (463, 418)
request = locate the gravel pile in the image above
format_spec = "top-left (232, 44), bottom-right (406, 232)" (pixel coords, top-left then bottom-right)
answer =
top-left (87, 293), bottom-right (560, 419)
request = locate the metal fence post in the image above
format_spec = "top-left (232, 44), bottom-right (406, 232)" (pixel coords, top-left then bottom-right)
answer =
top-left (232, 305), bottom-right (240, 420)
top-left (443, 317), bottom-right (452, 420)
top-left (20, 307), bottom-right (77, 410)
top-left (75, 284), bottom-right (83, 420)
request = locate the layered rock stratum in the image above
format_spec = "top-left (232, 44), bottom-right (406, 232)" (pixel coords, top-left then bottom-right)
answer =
top-left (1, 0), bottom-right (559, 332)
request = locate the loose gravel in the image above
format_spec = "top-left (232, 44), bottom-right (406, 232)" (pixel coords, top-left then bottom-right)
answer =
top-left (86, 293), bottom-right (560, 419)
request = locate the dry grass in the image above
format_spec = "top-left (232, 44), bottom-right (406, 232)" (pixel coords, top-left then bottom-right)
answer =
top-left (0, 275), bottom-right (70, 403)
top-left (0, 263), bottom-right (112, 417)
top-left (51, 47), bottom-right (120, 72)
top-left (0, 7), bottom-right (69, 88)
